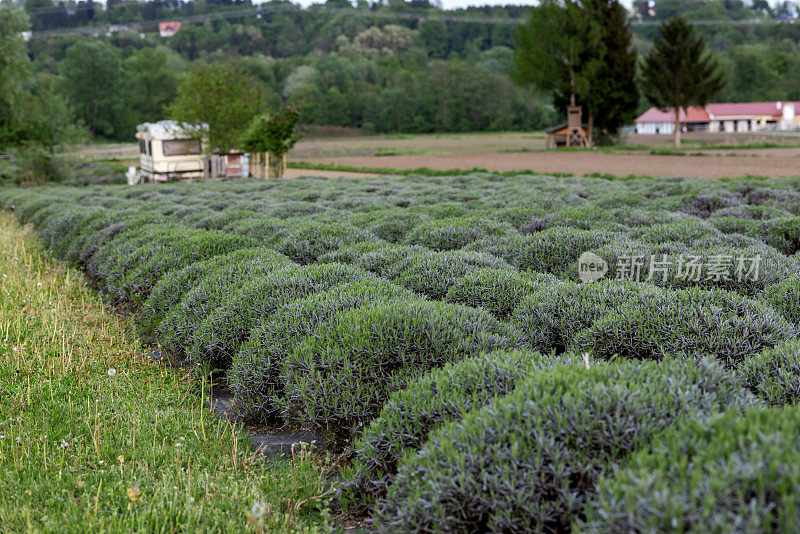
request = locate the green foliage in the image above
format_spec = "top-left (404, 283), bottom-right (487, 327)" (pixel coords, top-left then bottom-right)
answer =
top-left (761, 273), bottom-right (800, 327)
top-left (8, 145), bottom-right (64, 184)
top-left (514, 0), bottom-right (602, 107)
top-left (510, 279), bottom-right (662, 352)
top-left (580, 406), bottom-right (800, 533)
top-left (403, 216), bottom-right (517, 251)
top-left (169, 62), bottom-right (268, 153)
top-left (342, 350), bottom-right (570, 513)
top-left (228, 279), bottom-right (416, 422)
top-left (737, 339), bottom-right (800, 407)
top-left (640, 16), bottom-right (726, 146)
top-left (574, 287), bottom-right (795, 366)
top-left (155, 250), bottom-right (295, 359)
top-left (278, 220), bottom-right (380, 265)
top-left (184, 263), bottom-right (374, 368)
top-left (444, 268), bottom-right (558, 319)
top-left (137, 247), bottom-right (293, 342)
top-left (467, 227), bottom-right (614, 277)
top-left (241, 105), bottom-right (302, 156)
top-left (278, 300), bottom-right (522, 441)
top-left (377, 358), bottom-right (756, 532)
top-left (58, 40), bottom-right (126, 138)
top-left (0, 4), bottom-right (62, 148)
top-left (392, 249), bottom-right (513, 299)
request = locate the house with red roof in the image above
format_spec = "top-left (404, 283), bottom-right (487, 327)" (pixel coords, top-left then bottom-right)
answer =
top-left (635, 101), bottom-right (800, 134)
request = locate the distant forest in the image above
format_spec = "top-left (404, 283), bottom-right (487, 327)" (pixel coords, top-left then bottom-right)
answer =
top-left (13, 0), bottom-right (800, 141)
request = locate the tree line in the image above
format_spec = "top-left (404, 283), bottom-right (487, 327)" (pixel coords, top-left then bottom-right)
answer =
top-left (1, 0), bottom-right (798, 151)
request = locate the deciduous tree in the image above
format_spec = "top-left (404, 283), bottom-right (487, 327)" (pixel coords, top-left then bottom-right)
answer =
top-left (170, 62), bottom-right (267, 153)
top-left (241, 106), bottom-right (301, 179)
top-left (58, 40), bottom-right (125, 138)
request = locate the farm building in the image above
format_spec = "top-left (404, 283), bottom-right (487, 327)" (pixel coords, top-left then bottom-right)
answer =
top-left (635, 101), bottom-right (800, 134)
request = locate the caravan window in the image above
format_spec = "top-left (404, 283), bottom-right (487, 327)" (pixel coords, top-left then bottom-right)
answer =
top-left (163, 139), bottom-right (202, 156)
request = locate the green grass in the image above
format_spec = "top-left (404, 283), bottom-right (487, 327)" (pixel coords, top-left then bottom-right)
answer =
top-left (287, 161), bottom-right (574, 179)
top-left (0, 213), bottom-right (333, 533)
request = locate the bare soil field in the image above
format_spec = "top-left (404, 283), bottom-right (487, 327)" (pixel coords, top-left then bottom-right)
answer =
top-left (288, 131), bottom-right (800, 179)
top-left (297, 150), bottom-right (800, 179)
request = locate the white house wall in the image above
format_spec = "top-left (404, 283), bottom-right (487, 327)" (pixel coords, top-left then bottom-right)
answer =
top-left (635, 122), bottom-right (674, 135)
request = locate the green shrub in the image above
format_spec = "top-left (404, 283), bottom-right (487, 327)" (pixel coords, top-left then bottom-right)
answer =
top-left (317, 242), bottom-right (391, 265)
top-left (11, 145), bottom-right (65, 185)
top-left (579, 406), bottom-right (800, 533)
top-left (184, 263), bottom-right (374, 368)
top-left (48, 207), bottom-right (111, 262)
top-left (348, 209), bottom-right (427, 243)
top-left (343, 244), bottom-right (429, 279)
top-left (574, 287), bottom-right (795, 366)
top-left (443, 268), bottom-right (560, 319)
top-left (403, 216), bottom-right (517, 251)
top-left (278, 300), bottom-right (522, 441)
top-left (761, 273), bottom-right (800, 327)
top-left (155, 260), bottom-right (296, 359)
top-left (392, 250), bottom-right (513, 299)
top-left (38, 207), bottom-right (97, 254)
top-left (136, 248), bottom-right (293, 341)
top-left (112, 229), bottom-right (257, 305)
top-left (585, 241), bottom-right (796, 295)
top-left (377, 358), bottom-right (756, 533)
top-left (510, 280), bottom-right (663, 352)
top-left (630, 218), bottom-right (722, 245)
top-left (736, 339), bottom-right (800, 407)
top-left (709, 214), bottom-right (762, 238)
top-left (224, 216), bottom-right (289, 247)
top-left (278, 221), bottom-right (380, 264)
top-left (342, 350), bottom-right (571, 513)
top-left (466, 227), bottom-right (614, 276)
top-left (228, 279), bottom-right (417, 422)
top-left (760, 216), bottom-right (800, 255)
top-left (90, 224), bottom-right (255, 305)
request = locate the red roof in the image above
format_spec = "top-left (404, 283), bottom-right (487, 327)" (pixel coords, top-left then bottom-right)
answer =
top-left (635, 106), bottom-right (709, 123)
top-left (706, 101), bottom-right (799, 118)
top-left (636, 101), bottom-right (800, 123)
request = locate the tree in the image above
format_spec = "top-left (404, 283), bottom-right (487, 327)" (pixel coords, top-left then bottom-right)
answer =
top-left (57, 40), bottom-right (125, 138)
top-left (241, 106), bottom-right (301, 179)
top-left (514, 0), bottom-right (602, 142)
top-left (124, 47), bottom-right (182, 124)
top-left (0, 4), bottom-right (48, 147)
top-left (640, 16), bottom-right (726, 147)
top-left (170, 62), bottom-right (267, 154)
top-left (583, 0), bottom-right (639, 143)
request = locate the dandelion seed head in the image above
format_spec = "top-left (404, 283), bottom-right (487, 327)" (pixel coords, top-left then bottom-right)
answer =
top-left (251, 502), bottom-right (267, 519)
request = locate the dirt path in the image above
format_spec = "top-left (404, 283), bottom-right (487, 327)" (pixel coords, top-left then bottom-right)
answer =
top-left (300, 151), bottom-right (800, 179)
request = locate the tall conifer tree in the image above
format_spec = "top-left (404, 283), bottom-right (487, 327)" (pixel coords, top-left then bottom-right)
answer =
top-left (640, 16), bottom-right (726, 147)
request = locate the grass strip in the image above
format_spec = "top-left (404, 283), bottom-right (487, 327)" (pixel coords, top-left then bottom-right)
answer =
top-left (287, 161), bottom-right (574, 179)
top-left (0, 212), bottom-right (333, 533)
